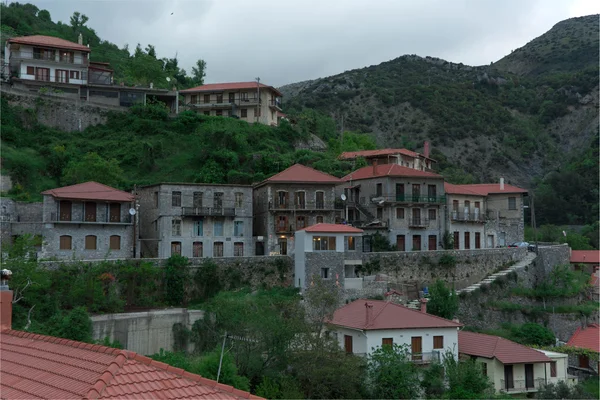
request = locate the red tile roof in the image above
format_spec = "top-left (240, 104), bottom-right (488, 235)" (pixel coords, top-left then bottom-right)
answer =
top-left (256, 164), bottom-right (342, 186)
top-left (298, 223), bottom-right (363, 234)
top-left (444, 182), bottom-right (484, 196)
top-left (0, 329), bottom-right (261, 400)
top-left (41, 182), bottom-right (134, 202)
top-left (180, 82), bottom-right (282, 96)
top-left (8, 35), bottom-right (90, 52)
top-left (458, 331), bottom-right (551, 364)
top-left (567, 324), bottom-right (600, 353)
top-left (570, 250), bottom-right (600, 264)
top-left (342, 163), bottom-right (442, 181)
top-left (339, 148), bottom-right (420, 160)
top-left (328, 300), bottom-right (462, 330)
top-left (456, 183), bottom-right (528, 195)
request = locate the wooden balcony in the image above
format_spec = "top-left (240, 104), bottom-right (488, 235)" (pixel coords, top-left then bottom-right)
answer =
top-left (181, 207), bottom-right (236, 217)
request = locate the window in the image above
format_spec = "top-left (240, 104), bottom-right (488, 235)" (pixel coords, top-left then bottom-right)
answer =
top-left (433, 336), bottom-right (444, 349)
top-left (454, 231), bottom-right (460, 249)
top-left (59, 51), bottom-right (74, 63)
top-left (190, 94), bottom-right (197, 104)
top-left (508, 197), bottom-right (516, 210)
top-left (482, 363), bottom-right (488, 376)
top-left (193, 242), bottom-right (203, 257)
top-left (295, 191), bottom-right (306, 209)
top-left (154, 191), bottom-right (159, 207)
top-left (412, 235), bottom-right (421, 251)
top-left (277, 191), bottom-right (288, 208)
top-left (216, 109), bottom-right (223, 116)
top-left (69, 70), bottom-right (79, 79)
top-left (172, 219), bottom-right (181, 236)
top-left (296, 216), bottom-right (306, 230)
top-left (214, 192), bottom-right (223, 210)
top-left (26, 66), bottom-right (34, 75)
top-left (396, 208), bottom-right (405, 219)
top-left (228, 93), bottom-right (235, 103)
top-left (382, 338), bottom-right (393, 348)
top-left (428, 209), bottom-right (436, 220)
top-left (579, 354), bottom-right (589, 368)
top-left (171, 241), bottom-right (181, 256)
top-left (234, 221), bottom-right (244, 236)
top-left (234, 242), bottom-right (244, 257)
top-left (204, 94), bottom-right (210, 103)
top-left (321, 268), bottom-right (329, 279)
top-left (313, 236), bottom-right (336, 251)
top-left (110, 203), bottom-right (121, 222)
top-left (550, 361), bottom-right (557, 377)
top-left (214, 242), bottom-right (224, 257)
top-left (85, 235), bottom-right (97, 250)
top-left (109, 235), bottom-right (121, 250)
top-left (172, 191), bottom-right (181, 207)
top-left (193, 192), bottom-right (203, 208)
top-left (235, 192), bottom-right (243, 208)
top-left (216, 94), bottom-right (223, 103)
top-left (316, 191), bottom-right (324, 209)
top-left (344, 335), bottom-right (353, 354)
top-left (395, 183), bottom-right (405, 201)
top-left (241, 108), bottom-right (247, 118)
top-left (412, 184), bottom-right (421, 201)
top-left (376, 183), bottom-right (383, 197)
top-left (276, 215), bottom-right (288, 232)
top-left (347, 236), bottom-right (356, 250)
top-left (59, 235), bottom-right (72, 250)
top-left (428, 184), bottom-right (437, 199)
top-left (85, 201), bottom-right (97, 222)
top-left (452, 200), bottom-right (459, 212)
top-left (316, 216), bottom-right (324, 224)
top-left (475, 232), bottom-right (481, 249)
top-left (241, 92), bottom-right (249, 100)
top-left (464, 232), bottom-right (470, 249)
top-left (55, 69), bottom-right (68, 83)
top-left (193, 220), bottom-right (203, 236)
top-left (214, 219), bottom-right (224, 236)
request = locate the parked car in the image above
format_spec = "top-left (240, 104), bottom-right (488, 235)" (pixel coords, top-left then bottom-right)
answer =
top-left (508, 241), bottom-right (529, 248)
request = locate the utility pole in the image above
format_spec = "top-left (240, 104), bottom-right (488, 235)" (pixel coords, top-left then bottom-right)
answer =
top-left (217, 331), bottom-right (228, 383)
top-left (255, 77), bottom-right (260, 123)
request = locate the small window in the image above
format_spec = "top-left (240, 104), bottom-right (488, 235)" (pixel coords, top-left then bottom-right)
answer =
top-left (109, 235), bottom-right (121, 250)
top-left (85, 235), bottom-right (97, 250)
top-left (382, 338), bottom-right (393, 348)
top-left (172, 219), bottom-right (181, 236)
top-left (234, 242), bottom-right (244, 257)
top-left (579, 354), bottom-right (589, 369)
top-left (214, 219), bottom-right (224, 236)
top-left (316, 216), bottom-right (324, 224)
top-left (153, 191), bottom-right (159, 207)
top-left (321, 268), bottom-right (329, 279)
top-left (214, 242), bottom-right (224, 257)
top-left (26, 66), bottom-right (34, 75)
top-left (508, 197), bottom-right (516, 210)
top-left (171, 241), bottom-right (181, 256)
top-left (204, 94), bottom-right (210, 103)
top-left (241, 108), bottom-right (248, 118)
top-left (69, 70), bottom-right (79, 79)
top-left (433, 335), bottom-right (444, 349)
top-left (59, 235), bottom-right (72, 250)
top-left (482, 363), bottom-right (487, 376)
top-left (234, 221), bottom-right (244, 236)
top-left (235, 192), bottom-right (243, 208)
top-left (193, 192), bottom-right (203, 208)
top-left (216, 94), bottom-right (223, 103)
top-left (550, 361), bottom-right (557, 377)
top-left (172, 191), bottom-right (181, 207)
top-left (347, 236), bottom-right (356, 251)
top-left (428, 209), bottom-right (436, 220)
top-left (190, 94), bottom-right (197, 104)
top-left (396, 208), bottom-right (405, 219)
top-left (193, 241), bottom-right (203, 257)
top-left (193, 220), bottom-right (203, 236)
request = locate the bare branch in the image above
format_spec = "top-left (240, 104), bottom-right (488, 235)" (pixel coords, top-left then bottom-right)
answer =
top-left (24, 304), bottom-right (35, 331)
top-left (12, 278), bottom-right (33, 303)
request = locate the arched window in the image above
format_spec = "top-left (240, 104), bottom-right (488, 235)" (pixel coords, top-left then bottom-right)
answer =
top-left (109, 235), bottom-right (121, 250)
top-left (85, 235), bottom-right (97, 250)
top-left (59, 235), bottom-right (72, 250)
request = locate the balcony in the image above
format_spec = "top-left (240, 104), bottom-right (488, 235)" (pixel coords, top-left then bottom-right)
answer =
top-left (268, 99), bottom-right (282, 111)
top-left (450, 211), bottom-right (485, 223)
top-left (408, 217), bottom-right (429, 228)
top-left (11, 50), bottom-right (89, 65)
top-left (268, 201), bottom-right (336, 211)
top-left (182, 207), bottom-right (235, 217)
top-left (371, 195), bottom-right (446, 204)
top-left (46, 213), bottom-right (132, 225)
top-left (409, 351), bottom-right (441, 364)
top-left (349, 219), bottom-right (388, 229)
top-left (188, 97), bottom-right (261, 109)
top-left (500, 379), bottom-right (545, 393)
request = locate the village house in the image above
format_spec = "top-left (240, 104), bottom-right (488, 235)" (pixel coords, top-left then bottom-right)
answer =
top-left (327, 299), bottom-right (462, 360)
top-left (340, 162), bottom-right (446, 251)
top-left (137, 183), bottom-right (253, 258)
top-left (444, 183), bottom-right (487, 250)
top-left (458, 331), bottom-right (572, 394)
top-left (570, 250), bottom-right (600, 273)
top-left (39, 182), bottom-right (134, 260)
top-left (338, 143), bottom-right (436, 172)
top-left (566, 324), bottom-right (599, 376)
top-left (253, 164), bottom-right (342, 256)
top-left (180, 81), bottom-right (283, 126)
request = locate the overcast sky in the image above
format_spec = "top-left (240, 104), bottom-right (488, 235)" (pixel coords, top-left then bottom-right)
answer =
top-left (25, 0), bottom-right (600, 87)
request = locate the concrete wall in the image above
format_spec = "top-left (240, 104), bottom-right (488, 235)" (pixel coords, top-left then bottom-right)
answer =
top-left (485, 193), bottom-right (526, 246)
top-left (91, 308), bottom-right (204, 355)
top-left (0, 175), bottom-right (13, 193)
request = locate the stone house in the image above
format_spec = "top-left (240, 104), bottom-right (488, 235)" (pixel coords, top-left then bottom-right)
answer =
top-left (444, 183), bottom-right (487, 249)
top-left (566, 324), bottom-right (599, 376)
top-left (340, 162), bottom-right (446, 251)
top-left (137, 183), bottom-right (253, 258)
top-left (338, 144), bottom-right (436, 172)
top-left (0, 197), bottom-right (43, 247)
top-left (253, 164), bottom-right (343, 256)
top-left (40, 182), bottom-right (134, 260)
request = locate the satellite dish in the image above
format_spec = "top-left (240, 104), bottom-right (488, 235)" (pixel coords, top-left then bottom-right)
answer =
top-left (166, 77), bottom-right (171, 82)
top-left (129, 208), bottom-right (137, 216)
top-left (341, 194), bottom-right (347, 201)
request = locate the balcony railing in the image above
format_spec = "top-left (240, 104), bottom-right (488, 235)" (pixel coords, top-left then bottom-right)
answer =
top-left (47, 213), bottom-right (131, 224)
top-left (269, 99), bottom-right (282, 110)
top-left (450, 211), bottom-right (485, 222)
top-left (187, 97), bottom-right (261, 108)
top-left (370, 195), bottom-right (446, 204)
top-left (11, 51), bottom-right (89, 65)
top-left (182, 207), bottom-right (235, 217)
top-left (408, 217), bottom-right (429, 228)
top-left (349, 219), bottom-right (388, 229)
top-left (500, 379), bottom-right (545, 392)
top-left (410, 351), bottom-right (441, 364)
top-left (268, 201), bottom-right (336, 211)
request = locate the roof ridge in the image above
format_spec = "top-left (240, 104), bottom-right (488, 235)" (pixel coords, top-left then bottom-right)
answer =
top-left (367, 301), bottom-right (390, 328)
top-left (385, 301), bottom-right (463, 326)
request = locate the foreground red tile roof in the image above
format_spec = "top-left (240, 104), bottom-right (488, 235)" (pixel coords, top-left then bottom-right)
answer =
top-left (256, 164), bottom-right (341, 186)
top-left (570, 250), bottom-right (600, 264)
top-left (328, 300), bottom-right (462, 330)
top-left (339, 148), bottom-right (421, 160)
top-left (456, 183), bottom-right (528, 195)
top-left (342, 163), bottom-right (442, 181)
top-left (444, 183), bottom-right (484, 196)
top-left (567, 324), bottom-right (600, 353)
top-left (41, 182), bottom-right (133, 202)
top-left (8, 35), bottom-right (90, 52)
top-left (180, 82), bottom-right (282, 96)
top-left (458, 331), bottom-right (551, 364)
top-left (0, 329), bottom-right (261, 400)
top-left (298, 223), bottom-right (363, 234)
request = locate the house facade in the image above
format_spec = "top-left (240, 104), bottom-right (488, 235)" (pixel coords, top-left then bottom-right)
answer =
top-left (340, 163), bottom-right (446, 251)
top-left (180, 82), bottom-right (283, 126)
top-left (445, 183), bottom-right (487, 250)
top-left (566, 324), bottom-right (599, 376)
top-left (328, 299), bottom-right (461, 361)
top-left (40, 182), bottom-right (134, 260)
top-left (339, 145), bottom-right (436, 172)
top-left (137, 183), bottom-right (253, 259)
top-left (253, 164), bottom-right (342, 256)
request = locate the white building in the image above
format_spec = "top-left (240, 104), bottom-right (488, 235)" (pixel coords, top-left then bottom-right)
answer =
top-left (327, 299), bottom-right (462, 361)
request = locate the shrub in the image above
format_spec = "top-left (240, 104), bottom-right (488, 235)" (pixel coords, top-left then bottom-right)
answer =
top-left (438, 254), bottom-right (457, 269)
top-left (512, 323), bottom-right (556, 346)
top-left (164, 255), bottom-right (190, 306)
top-left (427, 280), bottom-right (458, 320)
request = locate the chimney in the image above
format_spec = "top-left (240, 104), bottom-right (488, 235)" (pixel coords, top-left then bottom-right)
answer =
top-left (78, 33), bottom-right (83, 45)
top-left (1, 269), bottom-right (13, 330)
top-left (372, 159), bottom-right (378, 176)
top-left (419, 298), bottom-right (428, 314)
top-left (365, 302), bottom-right (373, 325)
top-left (424, 141), bottom-right (430, 158)
top-left (452, 318), bottom-right (460, 323)
top-left (500, 177), bottom-right (505, 191)
top-left (150, 82), bottom-right (154, 89)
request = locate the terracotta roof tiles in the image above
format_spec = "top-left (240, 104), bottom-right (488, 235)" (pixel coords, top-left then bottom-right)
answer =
top-left (570, 250), bottom-right (600, 264)
top-left (298, 223), bottom-right (363, 234)
top-left (41, 181), bottom-right (134, 202)
top-left (342, 163), bottom-right (442, 181)
top-left (255, 164), bottom-right (341, 186)
top-left (444, 182), bottom-right (484, 196)
top-left (567, 324), bottom-right (600, 353)
top-left (180, 82), bottom-right (282, 96)
top-left (8, 35), bottom-right (90, 52)
top-left (339, 148), bottom-right (423, 160)
top-left (456, 183), bottom-right (528, 195)
top-left (458, 331), bottom-right (551, 364)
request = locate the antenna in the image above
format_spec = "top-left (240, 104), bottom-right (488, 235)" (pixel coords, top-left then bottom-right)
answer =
top-left (341, 194), bottom-right (347, 201)
top-left (129, 208), bottom-right (137, 216)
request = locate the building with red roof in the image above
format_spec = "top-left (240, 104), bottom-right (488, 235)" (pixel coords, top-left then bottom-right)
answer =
top-left (444, 182), bottom-right (487, 250)
top-left (458, 331), bottom-right (571, 394)
top-left (180, 81), bottom-right (283, 126)
top-left (570, 250), bottom-right (600, 272)
top-left (253, 164), bottom-right (343, 256)
top-left (327, 299), bottom-right (461, 362)
top-left (0, 287), bottom-right (260, 400)
top-left (40, 182), bottom-right (135, 260)
top-left (567, 324), bottom-right (600, 373)
top-left (339, 143), bottom-right (436, 172)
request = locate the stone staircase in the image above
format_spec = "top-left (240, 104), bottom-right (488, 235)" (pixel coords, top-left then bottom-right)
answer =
top-left (406, 251), bottom-right (537, 309)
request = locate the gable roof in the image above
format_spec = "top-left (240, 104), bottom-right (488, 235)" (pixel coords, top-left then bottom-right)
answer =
top-left (328, 299), bottom-right (462, 331)
top-left (0, 329), bottom-right (261, 399)
top-left (255, 164), bottom-right (341, 187)
top-left (41, 182), bottom-right (133, 202)
top-left (567, 324), bottom-right (600, 353)
top-left (339, 148), bottom-right (421, 160)
top-left (570, 250), bottom-right (600, 264)
top-left (180, 82), bottom-right (282, 96)
top-left (8, 35), bottom-right (90, 52)
top-left (444, 183), bottom-right (484, 196)
top-left (342, 163), bottom-right (442, 182)
top-left (456, 183), bottom-right (528, 195)
top-left (298, 223), bottom-right (363, 234)
top-left (458, 331), bottom-right (551, 364)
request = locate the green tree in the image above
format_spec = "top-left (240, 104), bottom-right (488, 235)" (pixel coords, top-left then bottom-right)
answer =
top-left (512, 323), bottom-right (556, 346)
top-left (442, 350), bottom-right (494, 399)
top-left (69, 11), bottom-right (89, 30)
top-left (61, 152), bottom-right (124, 187)
top-left (196, 347), bottom-right (250, 391)
top-left (427, 280), bottom-right (458, 320)
top-left (535, 381), bottom-right (594, 399)
top-left (57, 307), bottom-right (93, 343)
top-left (191, 59), bottom-right (206, 86)
top-left (367, 343), bottom-right (421, 399)
top-left (163, 255), bottom-right (190, 306)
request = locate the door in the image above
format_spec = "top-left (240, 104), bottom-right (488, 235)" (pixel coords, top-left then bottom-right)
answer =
top-left (59, 200), bottom-right (72, 221)
top-left (412, 235), bottom-right (421, 251)
top-left (255, 241), bottom-right (264, 256)
top-left (475, 232), bottom-right (481, 249)
top-left (55, 69), bottom-right (68, 83)
top-left (452, 200), bottom-right (459, 219)
top-left (464, 232), bottom-right (470, 249)
top-left (295, 192), bottom-right (306, 209)
top-left (171, 241), bottom-right (181, 256)
top-left (411, 336), bottom-right (422, 361)
top-left (109, 203), bottom-right (121, 222)
top-left (316, 191), bottom-right (324, 209)
top-left (499, 232), bottom-right (506, 247)
top-left (504, 365), bottom-right (514, 390)
top-left (525, 364), bottom-right (534, 389)
top-left (395, 183), bottom-right (404, 201)
top-left (453, 231), bottom-right (460, 249)
top-left (412, 208), bottom-right (421, 225)
top-left (35, 67), bottom-right (50, 81)
top-left (427, 184), bottom-right (436, 201)
top-left (428, 235), bottom-right (437, 250)
top-left (84, 201), bottom-right (96, 222)
top-left (396, 235), bottom-right (405, 251)
top-left (412, 184), bottom-right (421, 201)
top-left (228, 92), bottom-right (235, 103)
top-left (344, 335), bottom-right (353, 354)
top-left (279, 238), bottom-right (287, 255)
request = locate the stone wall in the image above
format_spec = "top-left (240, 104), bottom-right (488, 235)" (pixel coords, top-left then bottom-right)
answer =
top-left (362, 247), bottom-right (526, 291)
top-left (534, 244), bottom-right (571, 281)
top-left (91, 308), bottom-right (204, 355)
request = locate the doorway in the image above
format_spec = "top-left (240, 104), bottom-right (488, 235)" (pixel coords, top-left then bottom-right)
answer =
top-left (59, 200), bottom-right (72, 221)
top-left (344, 335), bottom-right (353, 353)
top-left (504, 365), bottom-right (514, 390)
top-left (525, 364), bottom-right (534, 389)
top-left (428, 235), bottom-right (437, 250)
top-left (279, 238), bottom-right (287, 255)
top-left (412, 235), bottom-right (421, 251)
top-left (396, 235), bottom-right (405, 251)
top-left (411, 336), bottom-right (422, 361)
